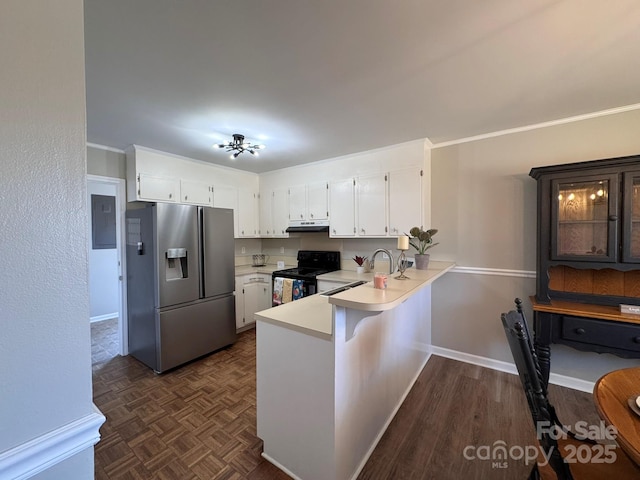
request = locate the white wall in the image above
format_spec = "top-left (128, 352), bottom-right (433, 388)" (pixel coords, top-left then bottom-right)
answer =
top-left (88, 182), bottom-right (119, 320)
top-left (0, 0), bottom-right (102, 478)
top-left (430, 108), bottom-right (640, 383)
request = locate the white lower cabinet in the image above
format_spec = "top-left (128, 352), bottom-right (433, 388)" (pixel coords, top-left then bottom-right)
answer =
top-left (236, 274), bottom-right (272, 329)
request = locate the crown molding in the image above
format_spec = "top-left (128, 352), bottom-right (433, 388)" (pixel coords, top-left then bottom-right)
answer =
top-left (432, 103), bottom-right (640, 149)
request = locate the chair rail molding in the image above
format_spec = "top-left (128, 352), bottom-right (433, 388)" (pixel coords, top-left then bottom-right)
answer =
top-left (450, 265), bottom-right (536, 279)
top-left (0, 405), bottom-right (105, 480)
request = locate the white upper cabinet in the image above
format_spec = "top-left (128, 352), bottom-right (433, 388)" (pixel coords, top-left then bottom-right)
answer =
top-left (288, 185), bottom-right (306, 222)
top-left (288, 182), bottom-right (329, 222)
top-left (388, 168), bottom-right (423, 236)
top-left (328, 169), bottom-right (422, 238)
top-left (213, 185), bottom-right (239, 237)
top-left (272, 189), bottom-right (289, 237)
top-left (135, 173), bottom-right (179, 203)
top-left (259, 189), bottom-right (289, 238)
top-left (213, 184), bottom-right (238, 210)
top-left (238, 189), bottom-right (258, 238)
top-left (357, 173), bottom-right (387, 236)
top-left (329, 178), bottom-right (356, 236)
top-left (259, 191), bottom-right (273, 236)
top-left (307, 182), bottom-right (329, 220)
top-left (180, 180), bottom-right (212, 206)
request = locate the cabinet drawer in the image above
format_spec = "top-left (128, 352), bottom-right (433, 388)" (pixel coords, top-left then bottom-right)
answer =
top-left (561, 316), bottom-right (640, 352)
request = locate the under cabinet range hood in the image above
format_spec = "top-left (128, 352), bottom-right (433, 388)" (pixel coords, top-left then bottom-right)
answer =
top-left (286, 219), bottom-right (330, 233)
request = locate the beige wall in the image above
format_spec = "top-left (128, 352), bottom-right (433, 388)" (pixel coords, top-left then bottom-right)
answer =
top-left (431, 108), bottom-right (640, 382)
top-left (87, 145), bottom-right (126, 179)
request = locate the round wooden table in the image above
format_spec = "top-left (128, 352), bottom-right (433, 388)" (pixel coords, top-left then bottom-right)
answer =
top-left (594, 367), bottom-right (640, 466)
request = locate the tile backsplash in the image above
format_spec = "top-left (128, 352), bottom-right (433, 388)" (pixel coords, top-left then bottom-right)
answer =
top-left (235, 235), bottom-right (398, 270)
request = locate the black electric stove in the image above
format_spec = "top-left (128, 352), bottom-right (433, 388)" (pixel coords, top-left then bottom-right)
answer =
top-left (272, 250), bottom-right (340, 305)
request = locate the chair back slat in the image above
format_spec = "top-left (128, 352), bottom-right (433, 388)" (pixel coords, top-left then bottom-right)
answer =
top-left (501, 309), bottom-right (574, 479)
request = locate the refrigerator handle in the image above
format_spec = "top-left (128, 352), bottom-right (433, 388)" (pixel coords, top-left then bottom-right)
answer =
top-left (197, 206), bottom-right (205, 299)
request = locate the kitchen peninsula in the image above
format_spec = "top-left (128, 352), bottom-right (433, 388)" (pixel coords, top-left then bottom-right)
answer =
top-left (255, 261), bottom-right (455, 480)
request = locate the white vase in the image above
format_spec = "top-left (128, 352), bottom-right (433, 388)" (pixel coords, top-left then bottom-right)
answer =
top-left (356, 266), bottom-right (365, 274)
top-left (414, 254), bottom-right (430, 270)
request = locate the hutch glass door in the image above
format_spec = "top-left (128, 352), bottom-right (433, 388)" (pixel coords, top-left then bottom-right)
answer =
top-left (551, 174), bottom-right (618, 262)
top-left (623, 171), bottom-right (640, 263)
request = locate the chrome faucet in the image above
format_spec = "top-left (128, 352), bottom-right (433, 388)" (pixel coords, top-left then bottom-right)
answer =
top-left (370, 248), bottom-right (395, 274)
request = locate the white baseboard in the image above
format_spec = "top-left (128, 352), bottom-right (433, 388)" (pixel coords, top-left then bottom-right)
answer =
top-left (430, 346), bottom-right (594, 393)
top-left (90, 312), bottom-right (118, 323)
top-left (0, 405), bottom-right (106, 480)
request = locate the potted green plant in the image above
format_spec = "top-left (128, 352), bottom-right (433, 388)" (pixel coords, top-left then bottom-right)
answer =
top-left (407, 227), bottom-right (438, 270)
top-left (353, 255), bottom-right (368, 274)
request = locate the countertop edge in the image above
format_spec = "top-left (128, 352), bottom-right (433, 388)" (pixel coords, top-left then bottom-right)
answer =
top-left (328, 262), bottom-right (455, 312)
top-left (254, 313), bottom-right (333, 341)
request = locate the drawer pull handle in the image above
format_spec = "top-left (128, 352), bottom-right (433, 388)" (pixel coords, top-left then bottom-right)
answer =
top-left (633, 337), bottom-right (640, 344)
top-left (575, 328), bottom-right (586, 335)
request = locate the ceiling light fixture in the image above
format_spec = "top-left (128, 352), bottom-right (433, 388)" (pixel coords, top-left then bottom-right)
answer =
top-left (214, 133), bottom-right (265, 159)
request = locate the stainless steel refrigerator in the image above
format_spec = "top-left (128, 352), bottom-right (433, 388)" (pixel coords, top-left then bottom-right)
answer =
top-left (126, 203), bottom-right (236, 373)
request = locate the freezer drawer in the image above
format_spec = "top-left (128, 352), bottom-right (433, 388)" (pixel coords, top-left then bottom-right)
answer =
top-left (156, 296), bottom-right (236, 372)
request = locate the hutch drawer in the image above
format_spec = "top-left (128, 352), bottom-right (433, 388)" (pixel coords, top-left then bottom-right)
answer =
top-left (561, 315), bottom-right (640, 353)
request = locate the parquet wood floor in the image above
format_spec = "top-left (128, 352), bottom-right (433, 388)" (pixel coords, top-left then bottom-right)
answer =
top-left (93, 328), bottom-right (600, 479)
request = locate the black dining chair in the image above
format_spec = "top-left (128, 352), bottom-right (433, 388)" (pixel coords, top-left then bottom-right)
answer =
top-left (501, 307), bottom-right (640, 479)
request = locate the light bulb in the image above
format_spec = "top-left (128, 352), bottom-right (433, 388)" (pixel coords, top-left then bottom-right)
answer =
top-left (590, 194), bottom-right (596, 200)
top-left (558, 194), bottom-right (563, 200)
top-left (597, 189), bottom-right (604, 197)
top-left (568, 193), bottom-right (575, 201)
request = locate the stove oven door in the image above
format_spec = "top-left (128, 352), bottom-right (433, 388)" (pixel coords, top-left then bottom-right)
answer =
top-left (271, 274), bottom-right (316, 306)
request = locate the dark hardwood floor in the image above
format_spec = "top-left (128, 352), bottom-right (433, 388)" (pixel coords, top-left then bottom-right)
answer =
top-left (93, 327), bottom-right (600, 479)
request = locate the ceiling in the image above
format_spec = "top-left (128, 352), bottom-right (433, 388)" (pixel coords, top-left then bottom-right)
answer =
top-left (84, 0), bottom-right (640, 174)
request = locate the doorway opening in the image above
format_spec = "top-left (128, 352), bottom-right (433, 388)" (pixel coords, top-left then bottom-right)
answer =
top-left (87, 175), bottom-right (127, 367)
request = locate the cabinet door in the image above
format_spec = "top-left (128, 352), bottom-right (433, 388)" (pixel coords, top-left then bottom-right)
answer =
top-left (243, 282), bottom-right (263, 325)
top-left (259, 191), bottom-right (273, 236)
top-left (137, 173), bottom-right (178, 202)
top-left (213, 185), bottom-right (239, 237)
top-left (257, 281), bottom-right (272, 311)
top-left (389, 168), bottom-right (422, 236)
top-left (180, 180), bottom-right (212, 206)
top-left (623, 170), bottom-right (640, 263)
top-left (235, 277), bottom-right (244, 329)
top-left (289, 185), bottom-right (306, 221)
top-left (357, 173), bottom-right (387, 236)
top-left (551, 174), bottom-right (618, 262)
top-left (329, 178), bottom-right (356, 236)
top-left (272, 189), bottom-right (290, 237)
top-left (238, 189), bottom-right (258, 237)
top-left (308, 182), bottom-right (329, 220)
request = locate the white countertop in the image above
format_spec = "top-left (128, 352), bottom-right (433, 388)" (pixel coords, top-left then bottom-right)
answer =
top-left (328, 261), bottom-right (455, 312)
top-left (254, 261), bottom-right (455, 336)
top-left (254, 293), bottom-right (333, 339)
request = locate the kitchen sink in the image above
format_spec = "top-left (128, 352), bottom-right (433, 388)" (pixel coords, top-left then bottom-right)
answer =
top-left (321, 280), bottom-right (368, 297)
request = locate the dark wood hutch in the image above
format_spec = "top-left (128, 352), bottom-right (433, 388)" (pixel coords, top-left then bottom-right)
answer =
top-left (529, 154), bottom-right (640, 385)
